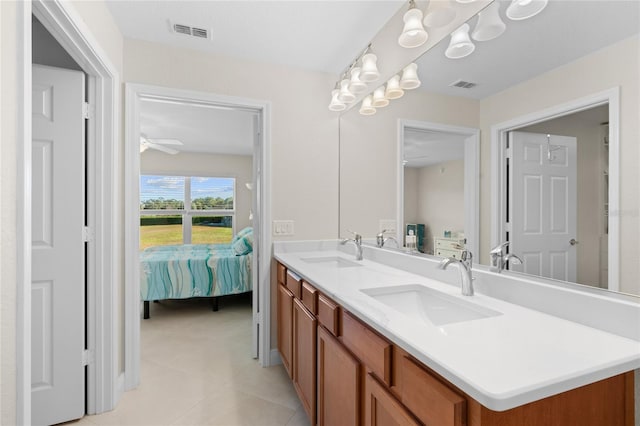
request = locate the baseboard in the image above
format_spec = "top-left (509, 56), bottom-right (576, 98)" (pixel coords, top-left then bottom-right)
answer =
top-left (115, 372), bottom-right (125, 405)
top-left (269, 349), bottom-right (282, 366)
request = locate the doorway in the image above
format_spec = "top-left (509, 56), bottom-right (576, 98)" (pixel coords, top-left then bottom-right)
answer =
top-left (124, 84), bottom-right (272, 390)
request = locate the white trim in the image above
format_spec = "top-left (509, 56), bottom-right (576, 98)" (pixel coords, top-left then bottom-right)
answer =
top-left (124, 84), bottom-right (273, 390)
top-left (19, 0), bottom-right (121, 420)
top-left (397, 120), bottom-right (480, 257)
top-left (270, 349), bottom-right (283, 366)
top-left (490, 87), bottom-right (620, 291)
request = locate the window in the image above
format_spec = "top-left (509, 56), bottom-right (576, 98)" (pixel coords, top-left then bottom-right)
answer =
top-left (140, 175), bottom-right (235, 249)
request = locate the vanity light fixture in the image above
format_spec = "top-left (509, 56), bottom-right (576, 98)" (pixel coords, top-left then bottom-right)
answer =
top-left (348, 67), bottom-right (368, 94)
top-left (328, 88), bottom-right (346, 112)
top-left (359, 95), bottom-right (377, 115)
top-left (399, 63), bottom-right (421, 89)
top-left (385, 75), bottom-right (405, 99)
top-left (338, 78), bottom-right (356, 103)
top-left (423, 0), bottom-right (457, 29)
top-left (455, 0), bottom-right (477, 3)
top-left (372, 87), bottom-right (390, 108)
top-left (359, 52), bottom-right (381, 83)
top-left (471, 2), bottom-right (505, 41)
top-left (445, 23), bottom-right (475, 59)
top-left (398, 0), bottom-right (429, 49)
top-left (506, 0), bottom-right (548, 20)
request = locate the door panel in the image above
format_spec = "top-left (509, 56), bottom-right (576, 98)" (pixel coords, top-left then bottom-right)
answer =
top-left (32, 64), bottom-right (85, 426)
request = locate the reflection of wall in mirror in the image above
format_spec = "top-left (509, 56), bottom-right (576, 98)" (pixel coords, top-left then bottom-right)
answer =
top-left (518, 105), bottom-right (608, 288)
top-left (404, 160), bottom-right (464, 255)
top-left (479, 35), bottom-right (639, 295)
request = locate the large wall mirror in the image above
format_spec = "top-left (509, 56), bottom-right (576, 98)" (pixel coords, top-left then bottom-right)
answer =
top-left (338, 0), bottom-right (640, 296)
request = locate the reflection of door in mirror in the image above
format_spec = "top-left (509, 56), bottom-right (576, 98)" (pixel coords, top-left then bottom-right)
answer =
top-left (502, 105), bottom-right (609, 289)
top-left (399, 121), bottom-right (479, 258)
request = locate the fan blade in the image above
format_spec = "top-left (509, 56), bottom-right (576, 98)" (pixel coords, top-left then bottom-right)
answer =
top-left (146, 142), bottom-right (179, 155)
top-left (146, 138), bottom-right (183, 146)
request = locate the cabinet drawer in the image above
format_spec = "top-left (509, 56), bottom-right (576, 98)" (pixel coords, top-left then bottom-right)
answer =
top-left (301, 281), bottom-right (318, 315)
top-left (341, 311), bottom-right (392, 386)
top-left (435, 238), bottom-right (465, 251)
top-left (286, 270), bottom-right (302, 299)
top-left (400, 356), bottom-right (466, 426)
top-left (318, 294), bottom-right (340, 336)
top-left (277, 262), bottom-right (286, 285)
top-left (436, 248), bottom-right (463, 259)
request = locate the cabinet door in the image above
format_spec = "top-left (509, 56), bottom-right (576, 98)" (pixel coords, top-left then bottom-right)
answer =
top-left (277, 284), bottom-right (294, 378)
top-left (318, 325), bottom-right (360, 426)
top-left (365, 373), bottom-right (419, 426)
top-left (293, 299), bottom-right (317, 425)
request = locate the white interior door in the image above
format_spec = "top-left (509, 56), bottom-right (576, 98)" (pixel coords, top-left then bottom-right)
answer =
top-left (509, 131), bottom-right (577, 282)
top-left (32, 64), bottom-right (86, 425)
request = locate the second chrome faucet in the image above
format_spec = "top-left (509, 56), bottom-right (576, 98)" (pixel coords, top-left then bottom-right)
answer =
top-left (341, 231), bottom-right (363, 261)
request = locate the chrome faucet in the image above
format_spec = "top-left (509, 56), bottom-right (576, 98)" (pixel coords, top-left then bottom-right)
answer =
top-left (489, 241), bottom-right (523, 273)
top-left (341, 231), bottom-right (363, 261)
top-left (438, 250), bottom-right (474, 296)
top-left (376, 230), bottom-right (399, 248)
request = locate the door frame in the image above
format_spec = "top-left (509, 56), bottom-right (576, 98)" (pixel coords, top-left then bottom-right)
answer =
top-left (123, 83), bottom-right (273, 391)
top-left (490, 87), bottom-right (620, 290)
top-left (397, 119), bottom-right (480, 257)
top-left (17, 0), bottom-right (120, 423)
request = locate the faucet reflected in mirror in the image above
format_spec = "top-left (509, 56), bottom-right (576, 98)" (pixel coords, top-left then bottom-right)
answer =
top-left (489, 242), bottom-right (522, 273)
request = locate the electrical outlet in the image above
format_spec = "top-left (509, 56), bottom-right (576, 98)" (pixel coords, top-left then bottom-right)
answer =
top-left (273, 220), bottom-right (295, 236)
top-left (379, 220), bottom-right (397, 234)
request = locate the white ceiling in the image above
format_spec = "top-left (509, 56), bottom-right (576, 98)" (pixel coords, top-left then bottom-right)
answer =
top-left (404, 128), bottom-right (465, 168)
top-left (112, 1), bottom-right (639, 154)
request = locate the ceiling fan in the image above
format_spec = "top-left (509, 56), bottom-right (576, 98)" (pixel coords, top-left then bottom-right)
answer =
top-left (139, 134), bottom-right (183, 155)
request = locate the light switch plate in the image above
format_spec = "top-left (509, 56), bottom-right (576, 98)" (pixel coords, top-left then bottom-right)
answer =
top-left (379, 220), bottom-right (397, 234)
top-left (273, 220), bottom-right (295, 236)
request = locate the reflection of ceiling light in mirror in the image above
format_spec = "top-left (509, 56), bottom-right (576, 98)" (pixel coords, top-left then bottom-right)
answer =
top-left (399, 63), bottom-right (421, 89)
top-left (398, 2), bottom-right (428, 48)
top-left (372, 87), bottom-right (389, 108)
top-left (385, 75), bottom-right (405, 99)
top-left (328, 89), bottom-right (346, 111)
top-left (423, 0), bottom-right (456, 28)
top-left (338, 78), bottom-right (355, 103)
top-left (445, 23), bottom-right (475, 59)
top-left (359, 53), bottom-right (380, 83)
top-left (359, 95), bottom-right (377, 115)
top-left (472, 2), bottom-right (505, 41)
top-left (506, 0), bottom-right (548, 21)
top-left (348, 67), bottom-right (367, 94)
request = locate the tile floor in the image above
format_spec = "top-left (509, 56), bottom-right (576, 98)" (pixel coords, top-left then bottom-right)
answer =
top-left (75, 295), bottom-right (309, 426)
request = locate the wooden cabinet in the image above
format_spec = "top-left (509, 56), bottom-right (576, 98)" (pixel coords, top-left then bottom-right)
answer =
top-left (365, 373), bottom-right (419, 426)
top-left (277, 283), bottom-right (293, 378)
top-left (318, 325), bottom-right (360, 426)
top-left (292, 298), bottom-right (316, 424)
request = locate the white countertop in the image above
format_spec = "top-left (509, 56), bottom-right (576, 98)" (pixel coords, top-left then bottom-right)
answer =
top-left (273, 242), bottom-right (640, 411)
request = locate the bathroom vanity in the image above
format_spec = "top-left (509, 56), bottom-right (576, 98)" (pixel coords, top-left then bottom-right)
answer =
top-left (274, 241), bottom-right (639, 426)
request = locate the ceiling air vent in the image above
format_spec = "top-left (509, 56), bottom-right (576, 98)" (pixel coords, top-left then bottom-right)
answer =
top-left (191, 27), bottom-right (208, 39)
top-left (171, 22), bottom-right (210, 40)
top-left (450, 80), bottom-right (477, 89)
top-left (173, 24), bottom-right (191, 35)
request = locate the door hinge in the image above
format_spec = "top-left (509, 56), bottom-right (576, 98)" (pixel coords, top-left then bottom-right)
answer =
top-left (505, 222), bottom-right (512, 233)
top-left (82, 349), bottom-right (93, 366)
top-left (82, 226), bottom-right (94, 242)
top-left (505, 146), bottom-right (512, 158)
top-left (82, 102), bottom-right (94, 120)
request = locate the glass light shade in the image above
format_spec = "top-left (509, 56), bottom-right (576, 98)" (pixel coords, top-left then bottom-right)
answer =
top-left (399, 63), bottom-right (421, 90)
top-left (337, 78), bottom-right (355, 103)
top-left (348, 67), bottom-right (367, 94)
top-left (372, 87), bottom-right (389, 108)
top-left (472, 2), bottom-right (506, 41)
top-left (385, 75), bottom-right (404, 100)
top-left (359, 95), bottom-right (376, 116)
top-left (455, 0), bottom-right (477, 3)
top-left (359, 53), bottom-right (380, 83)
top-left (328, 89), bottom-right (346, 112)
top-left (398, 8), bottom-right (428, 48)
top-left (506, 0), bottom-right (548, 20)
top-left (423, 0), bottom-right (456, 28)
top-left (445, 24), bottom-right (475, 59)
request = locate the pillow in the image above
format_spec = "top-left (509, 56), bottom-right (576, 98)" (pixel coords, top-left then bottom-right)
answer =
top-left (231, 227), bottom-right (253, 245)
top-left (232, 231), bottom-right (253, 255)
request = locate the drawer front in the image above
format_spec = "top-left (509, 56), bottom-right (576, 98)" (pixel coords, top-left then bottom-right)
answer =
top-left (317, 294), bottom-right (340, 337)
top-left (436, 248), bottom-right (463, 259)
top-left (277, 262), bottom-right (286, 285)
top-left (400, 356), bottom-right (466, 426)
top-left (301, 281), bottom-right (318, 315)
top-left (435, 238), bottom-right (465, 251)
top-left (286, 270), bottom-right (302, 299)
top-left (341, 311), bottom-right (392, 386)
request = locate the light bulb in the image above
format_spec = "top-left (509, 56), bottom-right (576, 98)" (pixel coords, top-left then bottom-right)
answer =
top-left (385, 75), bottom-right (404, 100)
top-left (328, 89), bottom-right (346, 112)
top-left (506, 0), bottom-right (548, 20)
top-left (445, 24), bottom-right (475, 59)
top-left (372, 87), bottom-right (389, 108)
top-left (472, 2), bottom-right (506, 41)
top-left (359, 53), bottom-right (380, 83)
top-left (337, 78), bottom-right (355, 103)
top-left (359, 95), bottom-right (376, 116)
top-left (398, 7), bottom-right (428, 48)
top-left (399, 63), bottom-right (421, 90)
top-left (348, 67), bottom-right (367, 94)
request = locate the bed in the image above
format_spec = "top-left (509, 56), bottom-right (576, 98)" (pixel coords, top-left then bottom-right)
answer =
top-left (140, 228), bottom-right (253, 319)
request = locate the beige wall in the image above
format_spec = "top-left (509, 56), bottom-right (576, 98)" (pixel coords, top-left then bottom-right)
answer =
top-left (479, 35), bottom-right (640, 295)
top-left (140, 151), bottom-right (254, 232)
top-left (405, 160), bottom-right (465, 255)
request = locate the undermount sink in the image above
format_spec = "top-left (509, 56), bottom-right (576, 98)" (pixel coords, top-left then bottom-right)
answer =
top-left (361, 284), bottom-right (502, 326)
top-left (300, 256), bottom-right (362, 268)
